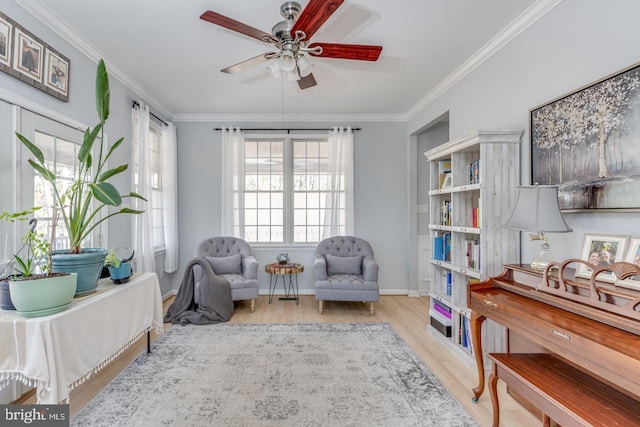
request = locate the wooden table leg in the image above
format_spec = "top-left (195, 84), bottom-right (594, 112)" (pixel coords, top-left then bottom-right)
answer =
top-left (488, 361), bottom-right (500, 427)
top-left (471, 311), bottom-right (486, 401)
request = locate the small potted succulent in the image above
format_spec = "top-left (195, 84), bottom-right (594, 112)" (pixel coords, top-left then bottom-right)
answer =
top-left (104, 248), bottom-right (133, 284)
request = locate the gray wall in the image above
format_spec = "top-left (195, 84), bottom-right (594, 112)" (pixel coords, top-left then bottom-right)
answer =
top-left (408, 0), bottom-right (640, 264)
top-left (174, 121), bottom-right (408, 295)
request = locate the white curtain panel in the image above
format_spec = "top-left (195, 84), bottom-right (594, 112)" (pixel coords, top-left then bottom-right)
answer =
top-left (221, 127), bottom-right (245, 236)
top-left (131, 104), bottom-right (156, 273)
top-left (161, 123), bottom-right (178, 273)
top-left (322, 127), bottom-right (355, 239)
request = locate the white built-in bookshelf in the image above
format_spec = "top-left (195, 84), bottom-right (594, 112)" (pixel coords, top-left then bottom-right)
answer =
top-left (424, 130), bottom-right (522, 369)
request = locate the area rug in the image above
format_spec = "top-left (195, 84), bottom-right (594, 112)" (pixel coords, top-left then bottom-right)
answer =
top-left (71, 323), bottom-right (477, 426)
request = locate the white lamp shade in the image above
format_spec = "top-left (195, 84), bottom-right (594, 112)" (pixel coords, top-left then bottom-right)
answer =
top-left (278, 50), bottom-right (296, 72)
top-left (504, 185), bottom-right (572, 233)
top-left (297, 54), bottom-right (313, 76)
top-left (266, 61), bottom-right (281, 78)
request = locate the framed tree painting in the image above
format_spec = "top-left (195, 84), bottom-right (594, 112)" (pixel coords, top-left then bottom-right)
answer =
top-left (530, 62), bottom-right (640, 211)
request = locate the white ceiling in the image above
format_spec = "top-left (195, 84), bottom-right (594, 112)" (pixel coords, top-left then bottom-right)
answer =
top-left (18, 0), bottom-right (546, 121)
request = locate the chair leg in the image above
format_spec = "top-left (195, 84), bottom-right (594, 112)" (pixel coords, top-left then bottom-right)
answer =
top-left (250, 299), bottom-right (255, 313)
top-left (318, 300), bottom-right (323, 314)
top-left (370, 302), bottom-right (375, 315)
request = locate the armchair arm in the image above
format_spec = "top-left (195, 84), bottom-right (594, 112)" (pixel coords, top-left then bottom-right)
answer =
top-left (362, 256), bottom-right (379, 282)
top-left (243, 255), bottom-right (259, 280)
top-left (314, 255), bottom-right (328, 280)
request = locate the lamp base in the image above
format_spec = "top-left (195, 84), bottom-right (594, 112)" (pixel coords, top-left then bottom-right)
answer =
top-left (529, 241), bottom-right (556, 271)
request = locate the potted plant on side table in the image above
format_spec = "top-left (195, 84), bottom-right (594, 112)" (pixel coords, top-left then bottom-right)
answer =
top-left (0, 211), bottom-right (76, 317)
top-left (16, 59), bottom-right (146, 297)
top-left (104, 248), bottom-right (133, 284)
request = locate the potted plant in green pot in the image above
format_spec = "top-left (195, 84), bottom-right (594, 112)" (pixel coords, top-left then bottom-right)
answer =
top-left (16, 59), bottom-right (145, 297)
top-left (0, 211), bottom-right (77, 317)
top-left (104, 248), bottom-right (133, 284)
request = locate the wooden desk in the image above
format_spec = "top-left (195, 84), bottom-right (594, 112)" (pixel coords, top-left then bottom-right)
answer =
top-left (0, 273), bottom-right (163, 404)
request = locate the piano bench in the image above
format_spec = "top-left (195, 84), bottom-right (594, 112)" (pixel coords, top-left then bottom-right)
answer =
top-left (488, 353), bottom-right (640, 427)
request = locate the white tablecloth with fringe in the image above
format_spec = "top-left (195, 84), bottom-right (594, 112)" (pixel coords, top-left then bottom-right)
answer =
top-left (0, 272), bottom-right (164, 404)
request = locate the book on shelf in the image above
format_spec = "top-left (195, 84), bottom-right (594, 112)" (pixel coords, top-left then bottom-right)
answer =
top-left (465, 239), bottom-right (480, 270)
top-left (471, 207), bottom-right (480, 228)
top-left (467, 159), bottom-right (480, 185)
top-left (438, 160), bottom-right (452, 189)
top-left (433, 299), bottom-right (452, 318)
top-left (433, 232), bottom-right (451, 263)
top-left (440, 172), bottom-right (452, 189)
top-left (440, 201), bottom-right (451, 226)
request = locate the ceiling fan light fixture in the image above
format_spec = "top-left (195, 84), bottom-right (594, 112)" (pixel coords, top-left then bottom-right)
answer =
top-left (278, 50), bottom-right (297, 72)
top-left (285, 69), bottom-right (300, 81)
top-left (266, 61), bottom-right (282, 78)
top-left (296, 54), bottom-right (313, 76)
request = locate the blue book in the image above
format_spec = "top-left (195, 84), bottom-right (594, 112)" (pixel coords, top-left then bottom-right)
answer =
top-left (433, 237), bottom-right (444, 260)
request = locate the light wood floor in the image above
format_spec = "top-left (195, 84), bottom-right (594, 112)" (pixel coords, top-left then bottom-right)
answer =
top-left (19, 295), bottom-right (539, 426)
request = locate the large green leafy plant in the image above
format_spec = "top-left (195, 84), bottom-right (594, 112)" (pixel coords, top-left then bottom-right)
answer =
top-left (16, 59), bottom-right (145, 254)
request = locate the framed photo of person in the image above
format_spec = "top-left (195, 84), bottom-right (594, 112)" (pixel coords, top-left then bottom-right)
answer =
top-left (618, 237), bottom-right (640, 290)
top-left (44, 48), bottom-right (69, 99)
top-left (575, 233), bottom-right (629, 283)
top-left (0, 13), bottom-right (12, 67)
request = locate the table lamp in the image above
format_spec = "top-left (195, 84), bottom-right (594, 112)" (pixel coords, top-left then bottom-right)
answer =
top-left (504, 185), bottom-right (572, 270)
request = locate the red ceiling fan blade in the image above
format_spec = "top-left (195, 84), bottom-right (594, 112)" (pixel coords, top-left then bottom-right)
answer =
top-left (221, 52), bottom-right (278, 74)
top-left (298, 73), bottom-right (317, 90)
top-left (291, 0), bottom-right (344, 40)
top-left (309, 43), bottom-right (382, 61)
top-left (200, 11), bottom-right (274, 43)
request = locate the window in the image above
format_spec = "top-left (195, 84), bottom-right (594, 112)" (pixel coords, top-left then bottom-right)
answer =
top-left (133, 124), bottom-right (165, 250)
top-left (32, 132), bottom-right (79, 250)
top-left (240, 137), bottom-right (348, 244)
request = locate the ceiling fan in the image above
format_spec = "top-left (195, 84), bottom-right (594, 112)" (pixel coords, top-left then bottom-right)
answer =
top-left (200, 0), bottom-right (383, 90)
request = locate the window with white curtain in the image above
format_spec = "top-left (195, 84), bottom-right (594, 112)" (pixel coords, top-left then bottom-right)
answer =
top-left (134, 124), bottom-right (165, 250)
top-left (240, 137), bottom-right (348, 244)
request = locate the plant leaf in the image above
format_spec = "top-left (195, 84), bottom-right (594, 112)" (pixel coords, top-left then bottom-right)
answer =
top-left (99, 164), bottom-right (127, 182)
top-left (96, 59), bottom-right (110, 122)
top-left (28, 160), bottom-right (56, 181)
top-left (125, 191), bottom-right (148, 202)
top-left (16, 133), bottom-right (45, 164)
top-left (89, 182), bottom-right (121, 206)
top-left (78, 124), bottom-right (102, 164)
top-left (104, 137), bottom-right (124, 162)
top-left (118, 208), bottom-right (144, 214)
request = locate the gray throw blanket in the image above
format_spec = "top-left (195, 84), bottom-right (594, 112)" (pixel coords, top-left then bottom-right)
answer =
top-left (164, 257), bottom-right (234, 325)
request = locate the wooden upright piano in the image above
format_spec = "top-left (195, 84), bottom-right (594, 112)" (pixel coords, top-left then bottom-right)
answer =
top-left (468, 259), bottom-right (640, 426)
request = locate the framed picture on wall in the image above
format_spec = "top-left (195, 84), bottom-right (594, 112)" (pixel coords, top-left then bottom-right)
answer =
top-left (618, 237), bottom-right (640, 290)
top-left (0, 14), bottom-right (12, 67)
top-left (530, 62), bottom-right (640, 211)
top-left (575, 233), bottom-right (629, 282)
top-left (44, 48), bottom-right (69, 98)
top-left (13, 27), bottom-right (43, 82)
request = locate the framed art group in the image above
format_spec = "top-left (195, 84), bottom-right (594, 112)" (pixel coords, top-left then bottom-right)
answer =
top-left (0, 11), bottom-right (69, 101)
top-left (576, 233), bottom-right (640, 288)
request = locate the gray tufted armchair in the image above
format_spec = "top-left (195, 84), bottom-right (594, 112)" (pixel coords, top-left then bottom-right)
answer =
top-left (314, 236), bottom-right (379, 315)
top-left (193, 237), bottom-right (259, 312)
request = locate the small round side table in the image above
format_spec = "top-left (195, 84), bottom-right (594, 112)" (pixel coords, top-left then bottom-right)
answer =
top-left (265, 263), bottom-right (304, 305)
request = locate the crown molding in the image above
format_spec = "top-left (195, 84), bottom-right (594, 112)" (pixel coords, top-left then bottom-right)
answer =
top-left (173, 113), bottom-right (406, 123)
top-left (404, 0), bottom-right (562, 121)
top-left (15, 0), bottom-right (173, 121)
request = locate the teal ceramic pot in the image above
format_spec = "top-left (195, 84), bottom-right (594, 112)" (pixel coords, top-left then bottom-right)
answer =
top-left (108, 262), bottom-right (131, 284)
top-left (51, 248), bottom-right (107, 297)
top-left (8, 273), bottom-right (77, 317)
